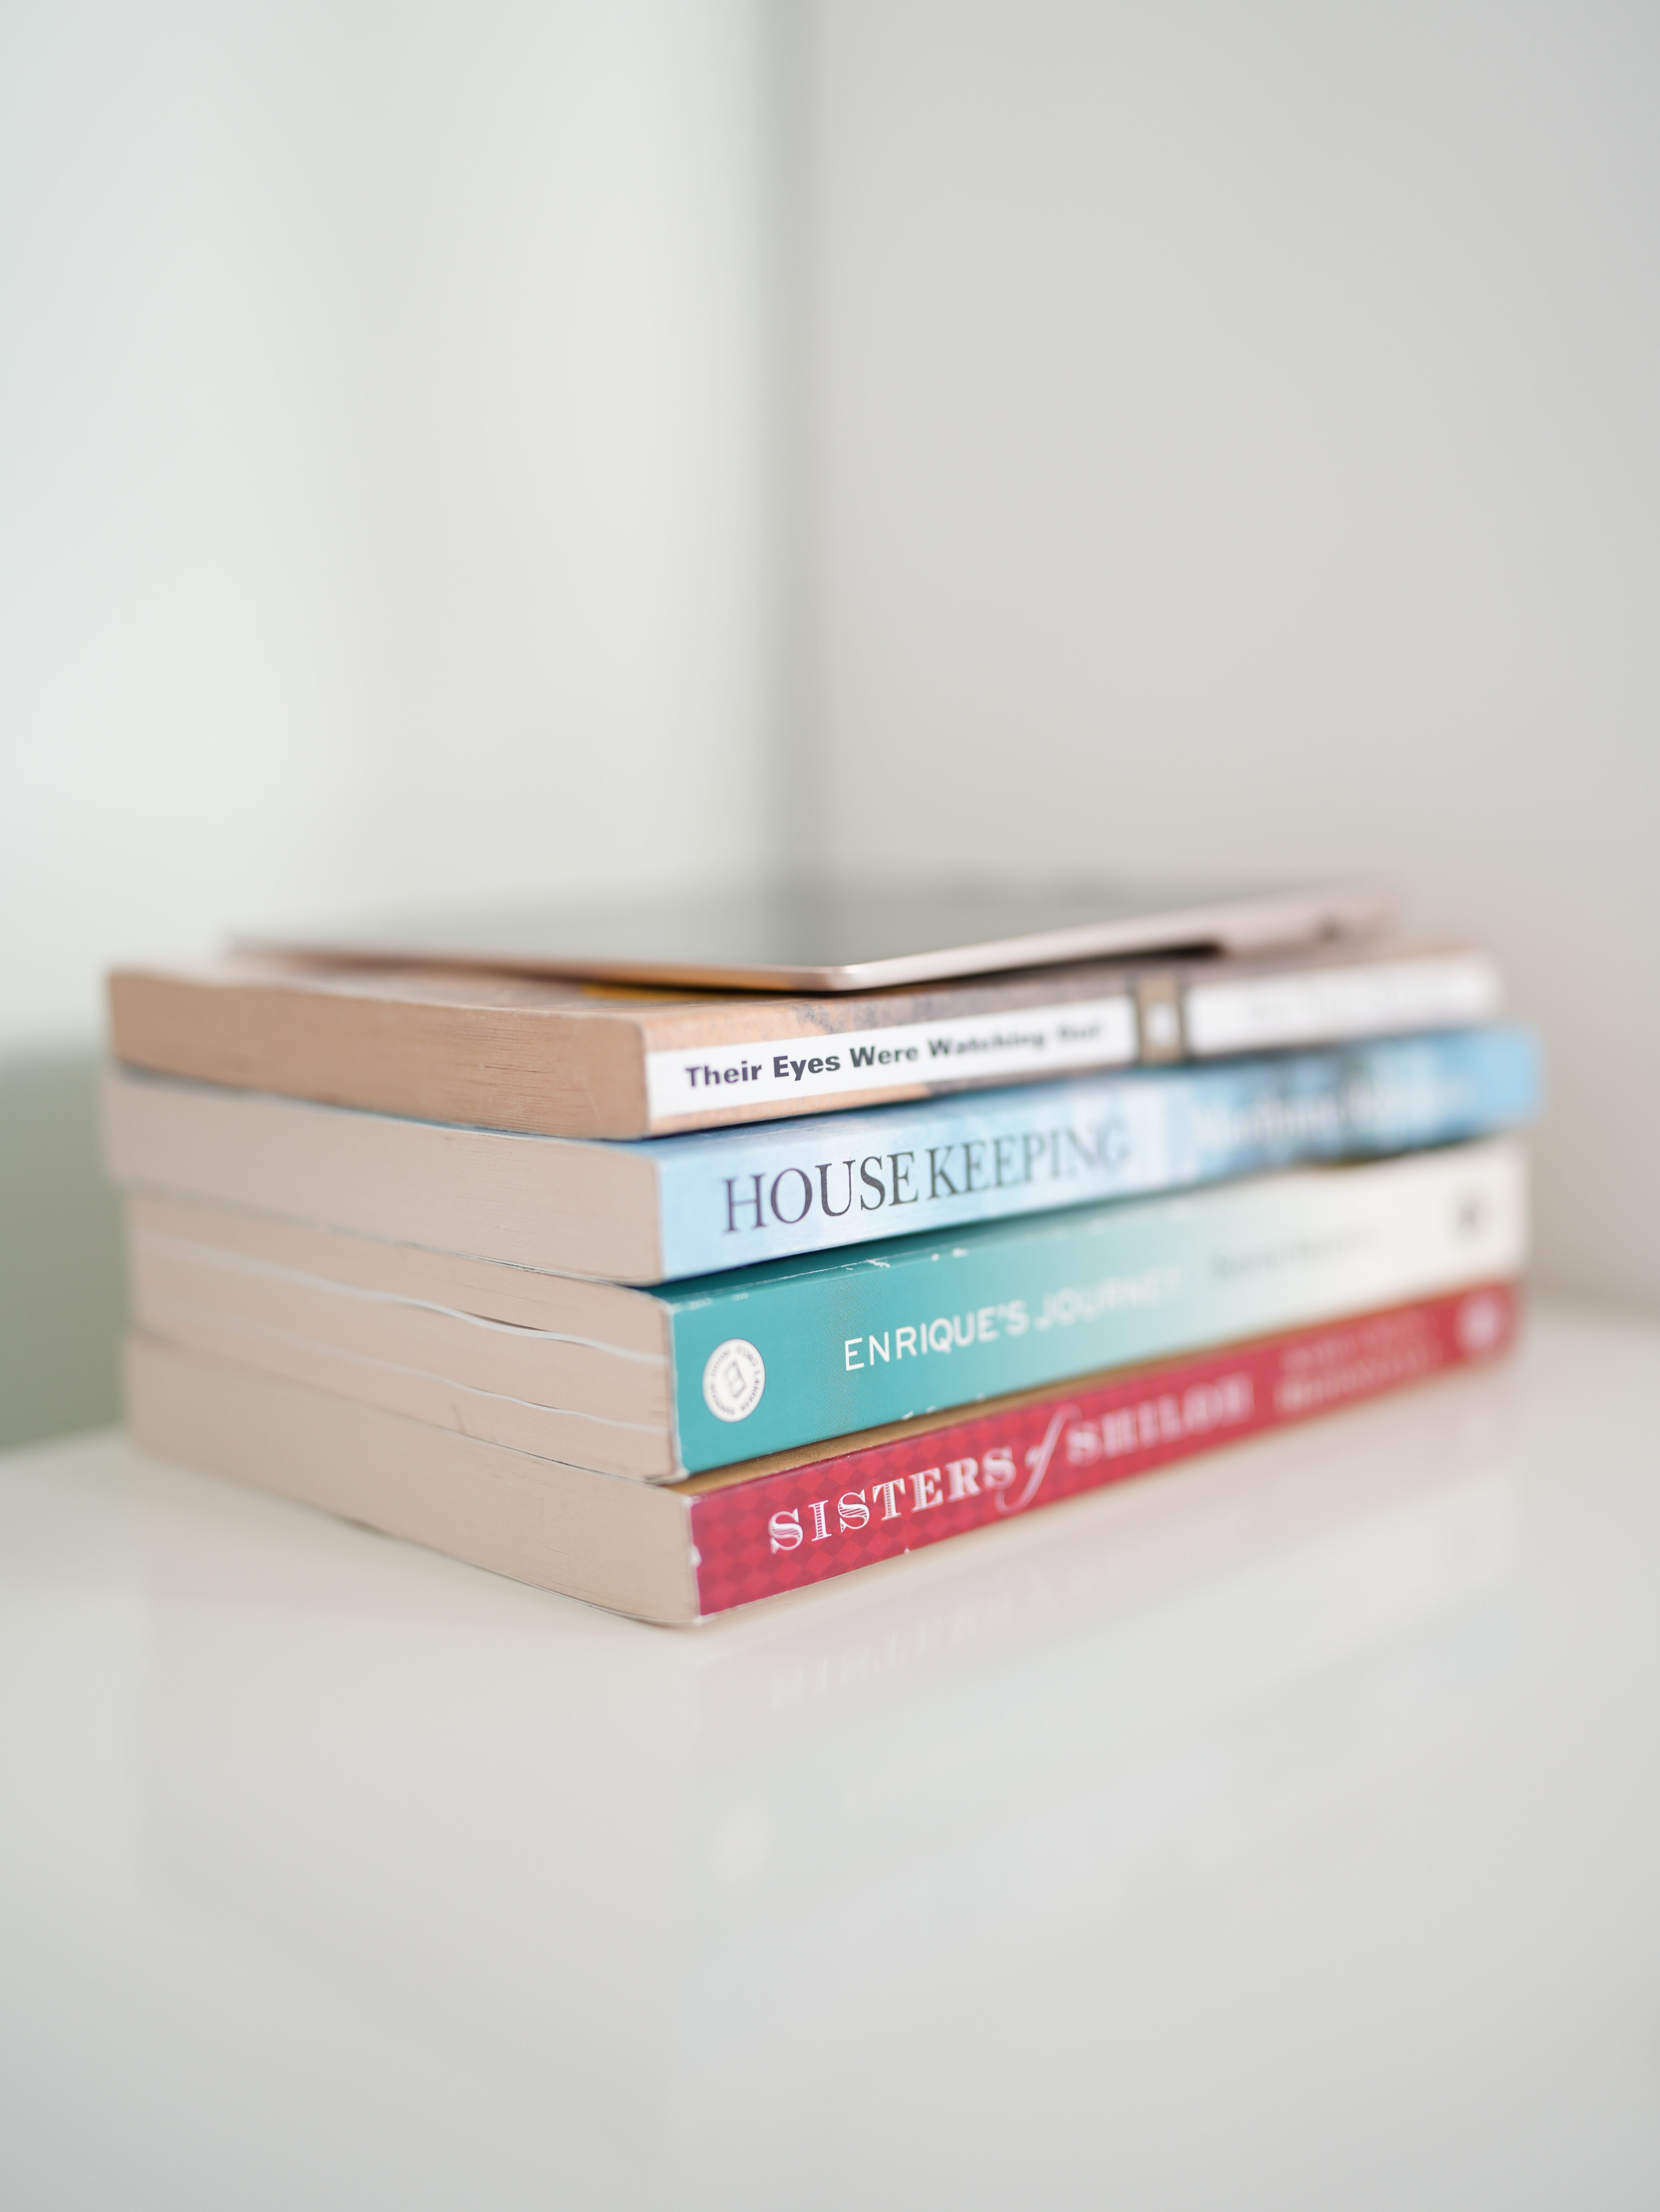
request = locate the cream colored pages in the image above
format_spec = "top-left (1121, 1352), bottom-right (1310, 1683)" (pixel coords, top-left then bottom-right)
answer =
top-left (127, 1336), bottom-right (699, 1624)
top-left (128, 1222), bottom-right (679, 1482)
top-left (126, 1193), bottom-right (665, 1346)
top-left (104, 1068), bottom-right (661, 1281)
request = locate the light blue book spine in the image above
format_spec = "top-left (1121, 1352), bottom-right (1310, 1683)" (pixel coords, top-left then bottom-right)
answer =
top-left (647, 1027), bottom-right (1539, 1279)
top-left (659, 1137), bottom-right (1529, 1473)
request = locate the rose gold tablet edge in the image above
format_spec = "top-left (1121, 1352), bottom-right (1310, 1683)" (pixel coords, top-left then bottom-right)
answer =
top-left (238, 882), bottom-right (1396, 995)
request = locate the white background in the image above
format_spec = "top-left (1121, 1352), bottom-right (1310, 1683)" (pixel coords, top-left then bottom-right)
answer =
top-left (4, 0), bottom-right (1658, 1303)
top-left (803, 0), bottom-right (1660, 1304)
top-left (1, 0), bottom-right (777, 1040)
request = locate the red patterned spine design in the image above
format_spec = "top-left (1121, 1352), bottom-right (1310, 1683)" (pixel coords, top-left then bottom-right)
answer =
top-left (688, 1283), bottom-right (1517, 1616)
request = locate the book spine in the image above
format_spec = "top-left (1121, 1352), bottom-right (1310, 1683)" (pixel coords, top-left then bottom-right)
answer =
top-left (652, 1026), bottom-right (1539, 1277)
top-left (641, 948), bottom-right (1503, 1133)
top-left (665, 1138), bottom-right (1527, 1471)
top-left (688, 1284), bottom-right (1518, 1614)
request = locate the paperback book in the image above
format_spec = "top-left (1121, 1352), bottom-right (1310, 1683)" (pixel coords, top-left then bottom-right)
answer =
top-left (107, 935), bottom-right (1502, 1139)
top-left (126, 1138), bottom-right (1528, 1478)
top-left (105, 1025), bottom-right (1538, 1283)
top-left (126, 1281), bottom-right (1520, 1623)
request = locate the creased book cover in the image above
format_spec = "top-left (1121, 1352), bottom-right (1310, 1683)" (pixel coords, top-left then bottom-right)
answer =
top-left (658, 1139), bottom-right (1527, 1471)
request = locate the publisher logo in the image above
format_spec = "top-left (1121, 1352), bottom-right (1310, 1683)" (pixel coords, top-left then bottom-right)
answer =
top-left (702, 1339), bottom-right (766, 1422)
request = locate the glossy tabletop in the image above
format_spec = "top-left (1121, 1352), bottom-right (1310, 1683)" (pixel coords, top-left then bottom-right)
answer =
top-left (5, 1299), bottom-right (1660, 2210)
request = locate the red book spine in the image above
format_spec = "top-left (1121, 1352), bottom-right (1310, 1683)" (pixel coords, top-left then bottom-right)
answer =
top-left (688, 1283), bottom-right (1517, 1616)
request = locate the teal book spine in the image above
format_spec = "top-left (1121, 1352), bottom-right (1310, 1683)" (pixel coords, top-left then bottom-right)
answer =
top-left (659, 1138), bottom-right (1527, 1472)
top-left (647, 1027), bottom-right (1539, 1279)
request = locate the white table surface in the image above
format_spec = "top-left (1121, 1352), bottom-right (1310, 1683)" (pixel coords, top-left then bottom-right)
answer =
top-left (4, 1298), bottom-right (1660, 2211)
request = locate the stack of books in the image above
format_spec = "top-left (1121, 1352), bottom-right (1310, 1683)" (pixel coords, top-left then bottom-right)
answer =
top-left (104, 886), bottom-right (1537, 1623)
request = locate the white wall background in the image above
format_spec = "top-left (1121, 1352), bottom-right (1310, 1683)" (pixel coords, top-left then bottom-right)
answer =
top-left (1, 0), bottom-right (776, 1047)
top-left (805, 0), bottom-right (1660, 1305)
top-left (2, 0), bottom-right (1657, 1362)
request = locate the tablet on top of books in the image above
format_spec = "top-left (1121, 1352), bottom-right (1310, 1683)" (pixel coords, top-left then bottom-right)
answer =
top-left (238, 875), bottom-right (1393, 994)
